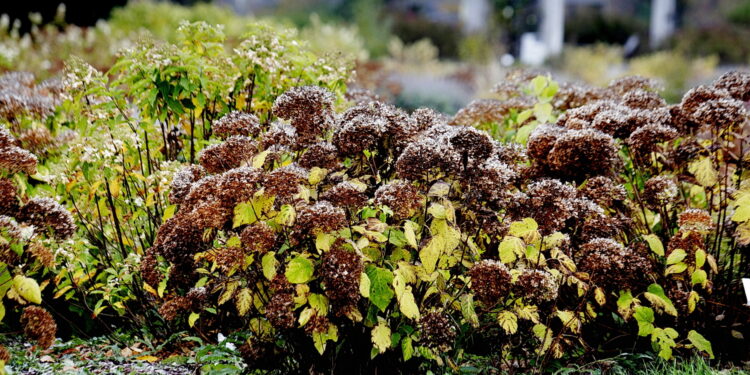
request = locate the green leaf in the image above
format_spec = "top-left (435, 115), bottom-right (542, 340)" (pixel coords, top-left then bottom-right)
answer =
top-left (372, 322), bottom-right (391, 354)
top-left (497, 311), bottom-right (518, 334)
top-left (308, 167), bottom-right (327, 185)
top-left (687, 330), bottom-right (714, 359)
top-left (665, 263), bottom-right (688, 276)
top-left (666, 249), bottom-right (687, 265)
top-left (13, 275), bottom-right (42, 304)
top-left (359, 272), bottom-right (370, 298)
top-left (261, 252), bottom-right (278, 281)
top-left (401, 336), bottom-right (413, 361)
top-left (499, 236), bottom-right (524, 264)
top-left (277, 204), bottom-right (296, 226)
top-left (366, 265), bottom-right (394, 312)
top-left (509, 218), bottom-right (538, 240)
top-left (396, 288), bottom-right (420, 320)
top-left (285, 257), bottom-right (314, 284)
top-left (419, 236), bottom-right (443, 274)
top-left (162, 204), bottom-right (177, 222)
top-left (0, 302), bottom-right (5, 323)
top-left (695, 249), bottom-right (706, 268)
top-left (315, 233), bottom-right (336, 252)
top-left (634, 306), bottom-right (655, 336)
top-left (691, 269), bottom-right (708, 287)
top-left (643, 234), bottom-right (665, 256)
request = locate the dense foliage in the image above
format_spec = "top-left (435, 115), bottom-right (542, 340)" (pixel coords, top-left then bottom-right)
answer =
top-left (0, 10), bottom-right (749, 375)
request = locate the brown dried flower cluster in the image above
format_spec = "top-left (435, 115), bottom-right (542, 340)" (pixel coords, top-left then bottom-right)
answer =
top-left (468, 259), bottom-right (511, 306)
top-left (321, 246), bottom-right (362, 314)
top-left (515, 269), bottom-right (559, 304)
top-left (20, 306), bottom-right (57, 349)
top-left (0, 126), bottom-right (38, 175)
top-left (374, 181), bottom-right (424, 220)
top-left (273, 86), bottom-right (335, 146)
top-left (296, 201), bottom-right (347, 235)
top-left (577, 238), bottom-right (654, 291)
top-left (642, 176), bottom-right (679, 210)
top-left (17, 197), bottom-right (76, 239)
top-left (198, 136), bottom-right (257, 174)
top-left (213, 111), bottom-right (262, 139)
top-left (0, 72), bottom-right (57, 122)
top-left (419, 312), bottom-right (457, 350)
top-left (240, 221), bottom-right (277, 253)
top-left (265, 275), bottom-right (296, 329)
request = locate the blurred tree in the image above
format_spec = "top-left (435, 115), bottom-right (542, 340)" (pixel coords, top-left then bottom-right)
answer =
top-left (2, 0), bottom-right (127, 32)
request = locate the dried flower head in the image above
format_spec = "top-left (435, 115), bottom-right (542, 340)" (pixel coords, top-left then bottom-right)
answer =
top-left (0, 178), bottom-right (19, 216)
top-left (546, 128), bottom-right (618, 180)
top-left (419, 312), bottom-right (456, 351)
top-left (320, 181), bottom-right (368, 209)
top-left (0, 145), bottom-right (38, 175)
top-left (17, 197), bottom-right (75, 239)
top-left (272, 86), bottom-right (334, 144)
top-left (515, 269), bottom-right (559, 303)
top-left (298, 141), bottom-right (340, 170)
top-left (296, 201), bottom-right (346, 235)
top-left (449, 126), bottom-right (495, 162)
top-left (627, 123), bottom-right (678, 159)
top-left (213, 111), bottom-right (262, 139)
top-left (451, 97), bottom-right (532, 127)
top-left (198, 136), bottom-right (257, 174)
top-left (374, 181), bottom-right (423, 220)
top-left (158, 296), bottom-right (192, 321)
top-left (510, 179), bottom-right (578, 234)
top-left (0, 345), bottom-right (9, 363)
top-left (713, 70), bottom-right (750, 102)
top-left (240, 221), bottom-right (277, 253)
top-left (260, 121), bottom-right (297, 150)
top-left (20, 306), bottom-right (57, 349)
top-left (468, 259), bottom-right (511, 306)
top-left (692, 98), bottom-right (747, 129)
top-left (140, 248), bottom-right (163, 287)
top-left (17, 127), bottom-right (54, 154)
top-left (580, 176), bottom-right (627, 206)
top-left (678, 208), bottom-right (713, 232)
top-left (642, 176), bottom-right (679, 210)
top-left (468, 156), bottom-right (517, 202)
top-left (169, 165), bottom-right (205, 205)
top-left (332, 111), bottom-right (388, 155)
top-left (622, 89), bottom-right (666, 110)
top-left (213, 246), bottom-right (247, 272)
top-left (345, 87), bottom-right (383, 105)
top-left (527, 124), bottom-right (564, 160)
top-left (265, 278), bottom-right (295, 329)
top-left (608, 76), bottom-right (661, 96)
top-left (28, 241), bottom-right (55, 268)
top-left (264, 164), bottom-right (308, 200)
top-left (680, 85), bottom-right (731, 120)
top-left (216, 166), bottom-right (263, 206)
top-left (321, 246), bottom-right (362, 313)
top-left (578, 238), bottom-right (654, 291)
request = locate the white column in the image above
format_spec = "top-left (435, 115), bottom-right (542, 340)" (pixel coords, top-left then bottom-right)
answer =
top-left (650, 0), bottom-right (676, 49)
top-left (460, 0), bottom-right (490, 34)
top-left (540, 0), bottom-right (565, 56)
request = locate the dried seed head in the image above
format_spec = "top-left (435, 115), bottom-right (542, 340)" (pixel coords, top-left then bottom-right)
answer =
top-left (0, 145), bottom-right (38, 175)
top-left (642, 176), bottom-right (679, 210)
top-left (510, 179), bottom-right (578, 234)
top-left (332, 111), bottom-right (388, 155)
top-left (419, 312), bottom-right (456, 350)
top-left (468, 259), bottom-right (511, 306)
top-left (712, 70), bottom-right (750, 102)
top-left (264, 164), bottom-right (308, 199)
top-left (678, 208), bottom-right (713, 232)
top-left (692, 98), bottom-right (747, 129)
top-left (579, 176), bottom-right (627, 206)
top-left (140, 248), bottom-right (163, 288)
top-left (546, 128), bottom-right (618, 180)
top-left (578, 238), bottom-right (654, 291)
top-left (17, 197), bottom-right (76, 239)
top-left (516, 269), bottom-right (559, 303)
top-left (296, 201), bottom-right (347, 235)
top-left (374, 181), bottom-right (423, 220)
top-left (627, 123), bottom-right (679, 159)
top-left (216, 166), bottom-right (263, 206)
top-left (608, 76), bottom-right (661, 96)
top-left (320, 181), bottom-right (368, 209)
top-left (298, 142), bottom-right (340, 170)
top-left (240, 221), bottom-right (277, 253)
top-left (0, 178), bottom-right (19, 216)
top-left (622, 89), bottom-right (667, 110)
top-left (158, 296), bottom-right (192, 321)
top-left (321, 246), bottom-right (362, 313)
top-left (272, 86), bottom-right (335, 145)
top-left (260, 121), bottom-right (297, 150)
top-left (213, 246), bottom-right (246, 272)
top-left (213, 111), bottom-right (262, 139)
top-left (21, 306), bottom-right (57, 349)
top-left (169, 165), bottom-right (205, 205)
top-left (198, 136), bottom-right (257, 174)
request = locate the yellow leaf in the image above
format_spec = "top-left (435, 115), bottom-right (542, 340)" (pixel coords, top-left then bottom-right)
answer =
top-left (498, 236), bottom-right (524, 264)
top-left (13, 275), bottom-right (41, 304)
top-left (371, 322), bottom-right (392, 354)
top-left (397, 288), bottom-right (420, 320)
top-left (308, 167), bottom-right (328, 185)
top-left (689, 157), bottom-right (717, 187)
top-left (218, 281), bottom-right (239, 306)
top-left (136, 355), bottom-right (160, 363)
top-left (497, 311), bottom-right (518, 334)
top-left (404, 221), bottom-right (419, 249)
top-left (188, 312), bottom-right (199, 328)
top-left (236, 288), bottom-right (253, 316)
top-left (359, 273), bottom-right (370, 298)
top-left (252, 150), bottom-right (270, 168)
top-left (594, 287), bottom-right (606, 306)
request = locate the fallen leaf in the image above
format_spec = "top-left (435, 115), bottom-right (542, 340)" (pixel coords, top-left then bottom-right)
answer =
top-left (136, 355), bottom-right (159, 362)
